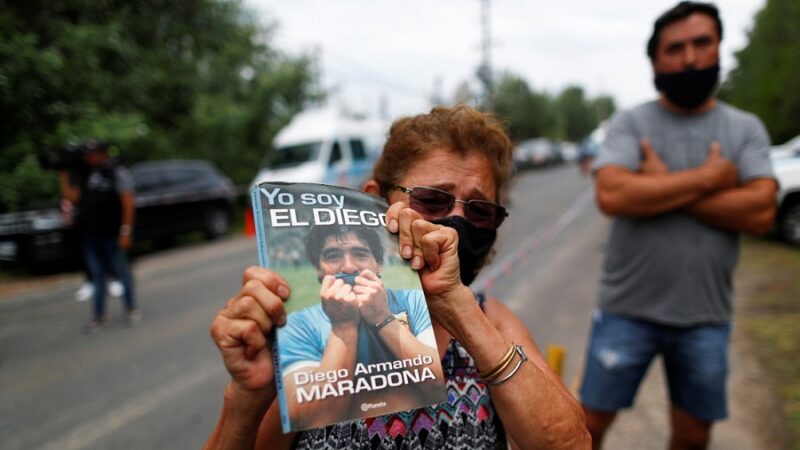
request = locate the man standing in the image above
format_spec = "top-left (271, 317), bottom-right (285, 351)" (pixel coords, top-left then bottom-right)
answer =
top-left (60, 140), bottom-right (139, 331)
top-left (579, 2), bottom-right (778, 449)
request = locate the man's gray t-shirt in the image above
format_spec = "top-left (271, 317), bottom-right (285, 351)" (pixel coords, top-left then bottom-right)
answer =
top-left (592, 100), bottom-right (774, 326)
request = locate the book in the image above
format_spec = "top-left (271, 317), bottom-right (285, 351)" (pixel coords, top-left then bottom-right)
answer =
top-left (251, 182), bottom-right (447, 433)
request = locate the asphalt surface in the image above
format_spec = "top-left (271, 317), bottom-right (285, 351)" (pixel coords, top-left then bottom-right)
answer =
top-left (0, 164), bottom-right (768, 449)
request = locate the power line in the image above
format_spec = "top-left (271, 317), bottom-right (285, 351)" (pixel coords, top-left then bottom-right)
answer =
top-left (323, 46), bottom-right (429, 98)
top-left (477, 0), bottom-right (494, 110)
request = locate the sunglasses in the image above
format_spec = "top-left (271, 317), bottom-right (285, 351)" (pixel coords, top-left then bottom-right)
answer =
top-left (393, 185), bottom-right (508, 229)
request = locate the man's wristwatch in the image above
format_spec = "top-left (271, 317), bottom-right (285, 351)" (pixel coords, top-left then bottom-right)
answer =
top-left (119, 225), bottom-right (132, 236)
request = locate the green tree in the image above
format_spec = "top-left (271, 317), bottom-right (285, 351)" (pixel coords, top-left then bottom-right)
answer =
top-left (590, 96), bottom-right (616, 124)
top-left (492, 72), bottom-right (553, 142)
top-left (554, 86), bottom-right (595, 142)
top-left (491, 72), bottom-right (615, 144)
top-left (722, 0), bottom-right (800, 144)
top-left (0, 0), bottom-right (321, 212)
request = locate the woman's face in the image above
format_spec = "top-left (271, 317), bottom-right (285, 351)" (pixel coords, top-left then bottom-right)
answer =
top-left (385, 147), bottom-right (498, 221)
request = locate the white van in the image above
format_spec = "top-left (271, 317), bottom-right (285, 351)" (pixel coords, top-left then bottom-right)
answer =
top-left (251, 108), bottom-right (388, 189)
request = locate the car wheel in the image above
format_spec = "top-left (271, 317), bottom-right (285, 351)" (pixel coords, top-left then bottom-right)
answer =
top-left (778, 199), bottom-right (800, 246)
top-left (205, 208), bottom-right (231, 239)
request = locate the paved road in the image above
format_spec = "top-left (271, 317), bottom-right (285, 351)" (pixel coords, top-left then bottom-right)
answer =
top-left (0, 164), bottom-right (766, 449)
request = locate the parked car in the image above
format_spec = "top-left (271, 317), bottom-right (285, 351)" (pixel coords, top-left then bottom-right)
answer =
top-left (0, 159), bottom-right (238, 267)
top-left (772, 138), bottom-right (800, 246)
top-left (0, 205), bottom-right (81, 266)
top-left (559, 141), bottom-right (580, 162)
top-left (132, 159), bottom-right (238, 243)
top-left (514, 138), bottom-right (557, 171)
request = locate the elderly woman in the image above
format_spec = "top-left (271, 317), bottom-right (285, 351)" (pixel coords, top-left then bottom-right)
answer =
top-left (205, 105), bottom-right (590, 449)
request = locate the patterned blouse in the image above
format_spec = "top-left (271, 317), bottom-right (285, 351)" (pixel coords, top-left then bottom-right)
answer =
top-left (291, 295), bottom-right (506, 450)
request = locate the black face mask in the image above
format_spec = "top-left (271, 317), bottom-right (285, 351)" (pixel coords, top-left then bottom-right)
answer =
top-left (654, 65), bottom-right (719, 110)
top-left (431, 216), bottom-right (496, 286)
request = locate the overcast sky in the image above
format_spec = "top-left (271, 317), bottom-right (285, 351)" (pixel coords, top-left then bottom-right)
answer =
top-left (245, 0), bottom-right (765, 119)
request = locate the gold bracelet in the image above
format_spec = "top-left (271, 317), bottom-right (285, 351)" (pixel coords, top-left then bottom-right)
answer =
top-left (487, 345), bottom-right (529, 386)
top-left (477, 343), bottom-right (515, 379)
top-left (477, 342), bottom-right (516, 381)
top-left (482, 349), bottom-right (516, 382)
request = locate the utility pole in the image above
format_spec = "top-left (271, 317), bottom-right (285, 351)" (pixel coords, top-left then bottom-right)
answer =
top-left (379, 92), bottom-right (389, 121)
top-left (477, 0), bottom-right (493, 111)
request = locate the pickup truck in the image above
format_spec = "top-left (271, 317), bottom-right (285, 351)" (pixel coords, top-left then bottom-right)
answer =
top-left (772, 137), bottom-right (800, 246)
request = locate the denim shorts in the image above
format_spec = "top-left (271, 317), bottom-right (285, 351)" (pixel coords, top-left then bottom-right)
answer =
top-left (579, 310), bottom-right (730, 422)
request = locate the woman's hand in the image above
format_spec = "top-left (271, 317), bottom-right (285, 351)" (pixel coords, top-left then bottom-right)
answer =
top-left (386, 202), bottom-right (467, 316)
top-left (209, 266), bottom-right (290, 395)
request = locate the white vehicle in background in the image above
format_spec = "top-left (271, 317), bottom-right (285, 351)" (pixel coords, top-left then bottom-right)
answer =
top-left (770, 134), bottom-right (800, 160)
top-left (513, 137), bottom-right (557, 171)
top-left (251, 108), bottom-right (388, 189)
top-left (772, 135), bottom-right (800, 246)
top-left (559, 141), bottom-right (580, 162)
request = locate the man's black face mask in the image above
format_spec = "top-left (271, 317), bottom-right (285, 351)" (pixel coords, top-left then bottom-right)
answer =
top-left (654, 64), bottom-right (719, 110)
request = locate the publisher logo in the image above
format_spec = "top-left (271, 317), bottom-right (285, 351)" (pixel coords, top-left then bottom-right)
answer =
top-left (360, 401), bottom-right (387, 412)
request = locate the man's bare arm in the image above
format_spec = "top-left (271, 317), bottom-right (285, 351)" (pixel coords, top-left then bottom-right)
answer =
top-left (684, 178), bottom-right (778, 235)
top-left (283, 276), bottom-right (362, 430)
top-left (595, 142), bottom-right (738, 218)
top-left (59, 170), bottom-right (80, 203)
top-left (119, 192), bottom-right (135, 229)
top-left (118, 192), bottom-right (136, 249)
top-left (282, 324), bottom-right (358, 430)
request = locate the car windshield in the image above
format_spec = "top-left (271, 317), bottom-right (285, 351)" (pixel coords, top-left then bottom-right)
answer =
top-left (264, 142), bottom-right (322, 169)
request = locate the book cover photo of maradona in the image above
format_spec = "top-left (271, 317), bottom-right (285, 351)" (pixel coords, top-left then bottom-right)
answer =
top-left (251, 182), bottom-right (446, 433)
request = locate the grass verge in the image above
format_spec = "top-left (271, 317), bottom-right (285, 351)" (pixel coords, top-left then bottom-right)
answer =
top-left (738, 236), bottom-right (800, 449)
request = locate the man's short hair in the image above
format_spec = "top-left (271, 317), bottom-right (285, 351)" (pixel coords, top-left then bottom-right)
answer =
top-left (647, 1), bottom-right (723, 61)
top-left (83, 139), bottom-right (111, 153)
top-left (304, 225), bottom-right (384, 269)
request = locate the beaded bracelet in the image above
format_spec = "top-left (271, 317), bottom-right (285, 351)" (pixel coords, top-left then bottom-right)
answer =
top-left (477, 342), bottom-right (517, 381)
top-left (486, 345), bottom-right (529, 386)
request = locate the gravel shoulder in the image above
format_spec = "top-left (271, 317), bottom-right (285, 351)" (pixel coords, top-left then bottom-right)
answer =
top-left (732, 236), bottom-right (799, 449)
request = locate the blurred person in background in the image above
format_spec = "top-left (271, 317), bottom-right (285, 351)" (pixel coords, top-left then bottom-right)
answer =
top-left (579, 2), bottom-right (778, 449)
top-left (59, 140), bottom-right (140, 332)
top-left (204, 105), bottom-right (590, 449)
top-left (59, 196), bottom-right (125, 302)
top-left (578, 137), bottom-right (599, 176)
top-left (74, 278), bottom-right (125, 302)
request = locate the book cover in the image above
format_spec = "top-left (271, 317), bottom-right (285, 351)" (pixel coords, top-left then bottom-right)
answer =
top-left (251, 182), bottom-right (446, 433)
